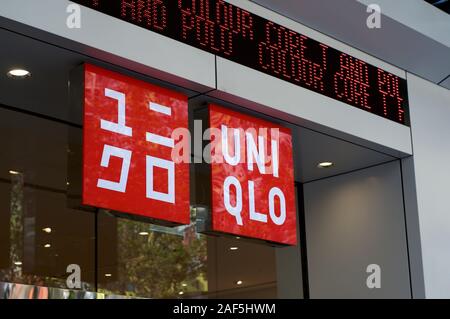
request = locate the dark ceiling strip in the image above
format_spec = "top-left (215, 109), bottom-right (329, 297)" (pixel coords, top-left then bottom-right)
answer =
top-left (438, 74), bottom-right (450, 85)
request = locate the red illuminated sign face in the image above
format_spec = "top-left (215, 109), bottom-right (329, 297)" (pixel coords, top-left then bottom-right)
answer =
top-left (209, 105), bottom-right (297, 245)
top-left (82, 64), bottom-right (190, 225)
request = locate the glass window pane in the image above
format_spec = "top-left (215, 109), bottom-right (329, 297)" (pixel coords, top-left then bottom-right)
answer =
top-left (97, 210), bottom-right (207, 298)
top-left (0, 29), bottom-right (294, 298)
top-left (0, 109), bottom-right (95, 290)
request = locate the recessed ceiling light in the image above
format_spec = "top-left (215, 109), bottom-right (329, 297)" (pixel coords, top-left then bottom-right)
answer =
top-left (178, 291), bottom-right (184, 295)
top-left (7, 69), bottom-right (31, 79)
top-left (42, 227), bottom-right (52, 233)
top-left (104, 273), bottom-right (112, 277)
top-left (229, 247), bottom-right (239, 251)
top-left (14, 261), bottom-right (22, 266)
top-left (235, 237), bottom-right (241, 240)
top-left (236, 280), bottom-right (243, 285)
top-left (139, 231), bottom-right (149, 236)
top-left (317, 162), bottom-right (334, 168)
top-left (44, 243), bottom-right (51, 248)
top-left (8, 170), bottom-right (21, 175)
top-left (181, 283), bottom-right (187, 287)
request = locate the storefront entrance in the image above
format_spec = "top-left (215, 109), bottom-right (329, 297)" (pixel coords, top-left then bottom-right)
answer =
top-left (0, 28), bottom-right (412, 299)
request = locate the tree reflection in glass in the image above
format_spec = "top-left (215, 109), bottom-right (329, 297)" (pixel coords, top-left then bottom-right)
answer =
top-left (98, 208), bottom-right (207, 298)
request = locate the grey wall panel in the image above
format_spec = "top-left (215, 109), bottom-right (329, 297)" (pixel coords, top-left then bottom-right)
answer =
top-left (276, 187), bottom-right (303, 299)
top-left (400, 156), bottom-right (425, 299)
top-left (407, 73), bottom-right (450, 299)
top-left (304, 161), bottom-right (411, 298)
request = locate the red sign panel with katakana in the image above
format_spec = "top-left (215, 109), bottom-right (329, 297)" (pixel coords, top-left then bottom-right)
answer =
top-left (82, 64), bottom-right (190, 225)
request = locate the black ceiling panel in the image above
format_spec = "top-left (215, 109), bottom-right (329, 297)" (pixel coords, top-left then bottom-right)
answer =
top-left (424, 0), bottom-right (450, 14)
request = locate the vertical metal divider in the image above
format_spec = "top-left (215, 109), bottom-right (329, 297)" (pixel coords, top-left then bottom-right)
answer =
top-left (295, 182), bottom-right (310, 299)
top-left (399, 159), bottom-right (416, 299)
top-left (95, 208), bottom-right (99, 293)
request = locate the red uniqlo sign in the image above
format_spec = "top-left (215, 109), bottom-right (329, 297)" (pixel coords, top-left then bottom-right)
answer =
top-left (209, 105), bottom-right (297, 245)
top-left (82, 64), bottom-right (190, 225)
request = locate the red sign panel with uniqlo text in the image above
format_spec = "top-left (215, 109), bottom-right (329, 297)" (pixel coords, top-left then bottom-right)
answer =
top-left (209, 105), bottom-right (297, 245)
top-left (83, 64), bottom-right (189, 225)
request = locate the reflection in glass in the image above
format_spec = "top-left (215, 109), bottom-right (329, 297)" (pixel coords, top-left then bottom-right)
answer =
top-left (98, 209), bottom-right (207, 298)
top-left (0, 97), bottom-right (280, 299)
top-left (0, 109), bottom-right (95, 290)
top-left (0, 27), bottom-right (283, 297)
top-left (3, 172), bottom-right (24, 283)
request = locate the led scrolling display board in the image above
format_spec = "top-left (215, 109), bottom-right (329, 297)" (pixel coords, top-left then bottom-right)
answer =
top-left (73, 0), bottom-right (410, 125)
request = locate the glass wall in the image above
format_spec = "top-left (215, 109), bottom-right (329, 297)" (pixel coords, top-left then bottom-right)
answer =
top-left (97, 210), bottom-right (208, 298)
top-left (0, 29), bottom-right (283, 299)
top-left (0, 108), bottom-right (95, 290)
top-left (0, 106), bottom-right (279, 298)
